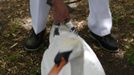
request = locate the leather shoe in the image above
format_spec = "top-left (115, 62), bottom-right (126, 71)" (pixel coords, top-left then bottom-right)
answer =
top-left (90, 31), bottom-right (119, 52)
top-left (24, 29), bottom-right (44, 51)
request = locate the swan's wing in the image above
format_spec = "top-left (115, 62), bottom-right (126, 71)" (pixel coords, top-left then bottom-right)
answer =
top-left (41, 49), bottom-right (55, 75)
top-left (84, 50), bottom-right (105, 75)
top-left (81, 39), bottom-right (106, 75)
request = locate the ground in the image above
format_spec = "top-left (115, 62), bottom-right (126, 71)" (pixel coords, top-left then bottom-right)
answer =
top-left (0, 0), bottom-right (134, 75)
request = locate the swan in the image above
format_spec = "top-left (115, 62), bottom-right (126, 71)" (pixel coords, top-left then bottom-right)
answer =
top-left (41, 21), bottom-right (106, 75)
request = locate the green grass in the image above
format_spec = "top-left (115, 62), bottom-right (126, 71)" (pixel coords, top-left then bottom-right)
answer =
top-left (5, 53), bottom-right (21, 62)
top-left (126, 51), bottom-right (134, 65)
top-left (128, 20), bottom-right (134, 25)
top-left (10, 19), bottom-right (22, 33)
top-left (125, 44), bottom-right (134, 65)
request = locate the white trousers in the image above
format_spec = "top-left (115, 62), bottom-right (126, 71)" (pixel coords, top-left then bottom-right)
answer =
top-left (30, 0), bottom-right (112, 36)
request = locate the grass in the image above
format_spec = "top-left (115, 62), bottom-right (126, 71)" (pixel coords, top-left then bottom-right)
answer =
top-left (128, 20), bottom-right (134, 25)
top-left (10, 19), bottom-right (22, 33)
top-left (7, 54), bottom-right (20, 61)
top-left (125, 44), bottom-right (134, 65)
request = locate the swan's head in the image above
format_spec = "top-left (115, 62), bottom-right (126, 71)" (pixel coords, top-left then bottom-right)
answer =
top-left (48, 39), bottom-right (83, 75)
top-left (54, 36), bottom-right (83, 64)
top-left (49, 22), bottom-right (82, 75)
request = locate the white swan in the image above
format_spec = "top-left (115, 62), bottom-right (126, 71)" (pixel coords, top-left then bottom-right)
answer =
top-left (41, 21), bottom-right (106, 75)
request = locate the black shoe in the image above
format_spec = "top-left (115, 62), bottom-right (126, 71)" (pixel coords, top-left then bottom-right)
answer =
top-left (24, 29), bottom-right (44, 51)
top-left (90, 31), bottom-right (119, 52)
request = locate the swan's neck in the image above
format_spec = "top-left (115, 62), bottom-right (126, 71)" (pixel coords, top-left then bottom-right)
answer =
top-left (70, 54), bottom-right (84, 75)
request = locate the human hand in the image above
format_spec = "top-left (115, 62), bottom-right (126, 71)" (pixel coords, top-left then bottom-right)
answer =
top-left (52, 0), bottom-right (70, 24)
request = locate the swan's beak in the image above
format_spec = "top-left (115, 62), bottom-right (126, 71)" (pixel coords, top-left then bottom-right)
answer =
top-left (48, 51), bottom-right (72, 75)
top-left (48, 57), bottom-right (67, 75)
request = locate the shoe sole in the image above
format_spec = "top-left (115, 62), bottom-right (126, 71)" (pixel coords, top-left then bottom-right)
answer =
top-left (24, 43), bottom-right (45, 52)
top-left (24, 47), bottom-right (39, 52)
top-left (89, 34), bottom-right (119, 53)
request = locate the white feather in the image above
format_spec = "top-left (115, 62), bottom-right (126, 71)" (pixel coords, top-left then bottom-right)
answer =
top-left (41, 22), bottom-right (106, 75)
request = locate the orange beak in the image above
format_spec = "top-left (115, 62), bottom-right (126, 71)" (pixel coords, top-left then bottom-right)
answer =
top-left (48, 57), bottom-right (67, 75)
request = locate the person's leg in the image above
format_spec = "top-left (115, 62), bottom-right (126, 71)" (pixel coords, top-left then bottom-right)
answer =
top-left (24, 0), bottom-right (50, 51)
top-left (30, 0), bottom-right (50, 34)
top-left (88, 0), bottom-right (118, 52)
top-left (88, 0), bottom-right (112, 36)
